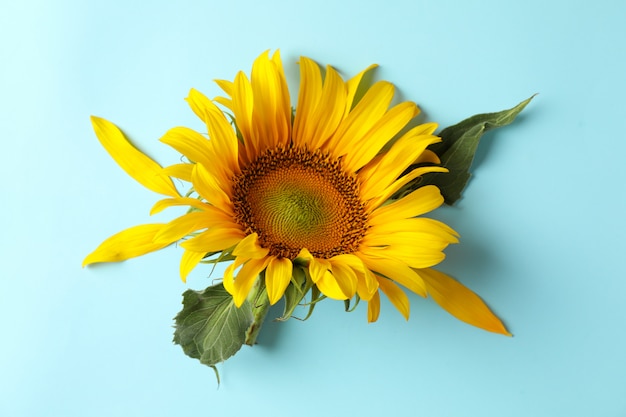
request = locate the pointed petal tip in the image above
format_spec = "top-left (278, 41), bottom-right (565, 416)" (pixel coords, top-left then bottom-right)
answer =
top-left (420, 268), bottom-right (511, 336)
top-left (231, 286), bottom-right (248, 308)
top-left (81, 252), bottom-right (103, 268)
top-left (185, 87), bottom-right (198, 96)
top-left (233, 297), bottom-right (245, 308)
top-left (360, 63), bottom-right (379, 73)
top-left (81, 252), bottom-right (115, 268)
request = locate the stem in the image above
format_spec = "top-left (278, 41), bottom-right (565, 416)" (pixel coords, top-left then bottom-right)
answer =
top-left (244, 276), bottom-right (270, 346)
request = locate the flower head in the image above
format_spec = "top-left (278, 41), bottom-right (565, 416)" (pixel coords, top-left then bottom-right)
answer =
top-left (84, 51), bottom-right (509, 334)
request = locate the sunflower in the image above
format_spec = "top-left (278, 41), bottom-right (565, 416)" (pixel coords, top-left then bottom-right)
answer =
top-left (84, 51), bottom-right (509, 335)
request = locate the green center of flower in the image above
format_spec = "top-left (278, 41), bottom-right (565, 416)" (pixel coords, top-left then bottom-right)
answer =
top-left (232, 146), bottom-right (367, 259)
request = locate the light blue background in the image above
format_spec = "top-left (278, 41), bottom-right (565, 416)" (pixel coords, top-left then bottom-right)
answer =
top-left (1, 0), bottom-right (625, 416)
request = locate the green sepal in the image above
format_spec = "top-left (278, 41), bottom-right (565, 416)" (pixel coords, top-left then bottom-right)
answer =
top-left (412, 95), bottom-right (535, 205)
top-left (344, 295), bottom-right (360, 312)
top-left (173, 283), bottom-right (253, 375)
top-left (278, 267), bottom-right (312, 321)
top-left (302, 285), bottom-right (324, 321)
top-left (243, 277), bottom-right (271, 347)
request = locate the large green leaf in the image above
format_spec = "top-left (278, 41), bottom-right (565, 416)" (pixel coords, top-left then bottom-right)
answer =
top-left (415, 95), bottom-right (535, 205)
top-left (173, 283), bottom-right (253, 375)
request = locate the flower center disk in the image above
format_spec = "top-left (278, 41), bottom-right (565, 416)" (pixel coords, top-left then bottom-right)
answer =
top-left (233, 147), bottom-right (367, 259)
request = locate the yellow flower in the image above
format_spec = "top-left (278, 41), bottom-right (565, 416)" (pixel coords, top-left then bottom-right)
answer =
top-left (84, 51), bottom-right (509, 335)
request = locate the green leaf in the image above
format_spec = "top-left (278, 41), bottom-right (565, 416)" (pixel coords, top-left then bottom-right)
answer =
top-left (420, 95), bottom-right (535, 205)
top-left (173, 283), bottom-right (253, 374)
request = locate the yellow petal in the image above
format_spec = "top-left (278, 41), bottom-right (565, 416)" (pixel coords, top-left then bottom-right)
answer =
top-left (270, 50), bottom-right (292, 144)
top-left (224, 258), bottom-right (270, 307)
top-left (367, 166), bottom-right (449, 210)
top-left (308, 258), bottom-right (349, 300)
top-left (358, 253), bottom-right (427, 297)
top-left (179, 249), bottom-right (206, 282)
top-left (251, 50), bottom-right (291, 149)
top-left (377, 277), bottom-right (410, 320)
top-left (295, 63), bottom-right (347, 150)
top-left (419, 268), bottom-right (511, 336)
top-left (409, 122), bottom-right (438, 136)
top-left (265, 257), bottom-right (293, 305)
top-left (359, 124), bottom-right (440, 203)
top-left (331, 81), bottom-right (395, 160)
top-left (315, 270), bottom-right (349, 300)
top-left (83, 224), bottom-right (168, 266)
top-left (152, 211), bottom-right (213, 245)
top-left (363, 245), bottom-right (446, 269)
top-left (296, 247), bottom-right (313, 261)
top-left (232, 233), bottom-right (270, 260)
top-left (345, 63), bottom-right (378, 114)
top-left (329, 253), bottom-right (365, 271)
top-left (180, 227), bottom-right (244, 253)
top-left (367, 291), bottom-right (381, 323)
top-left (363, 229), bottom-right (458, 249)
top-left (214, 96), bottom-right (232, 110)
top-left (215, 79), bottom-right (234, 97)
top-left (201, 96), bottom-right (240, 179)
top-left (341, 101), bottom-right (419, 173)
top-left (185, 88), bottom-right (239, 183)
top-left (328, 262), bottom-right (358, 299)
top-left (222, 263), bottom-right (239, 301)
top-left (369, 218), bottom-right (458, 241)
top-left (308, 257), bottom-right (330, 283)
top-left (293, 57), bottom-right (323, 146)
top-left (330, 254), bottom-right (370, 299)
top-left (415, 149), bottom-right (441, 164)
top-left (162, 163), bottom-right (193, 183)
top-left (185, 87), bottom-right (214, 124)
top-left (159, 126), bottom-right (213, 167)
top-left (309, 66), bottom-right (347, 149)
top-left (231, 71), bottom-right (256, 162)
top-left (184, 86), bottom-right (239, 185)
top-left (149, 196), bottom-right (211, 215)
top-left (369, 185), bottom-right (444, 226)
top-left (161, 121), bottom-right (230, 190)
top-left (191, 163), bottom-right (231, 208)
top-left (90, 116), bottom-right (179, 197)
top-left (356, 266), bottom-right (379, 301)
